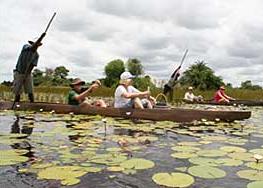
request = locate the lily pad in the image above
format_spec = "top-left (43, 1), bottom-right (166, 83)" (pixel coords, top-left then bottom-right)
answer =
top-left (107, 166), bottom-right (125, 172)
top-left (250, 149), bottom-right (263, 155)
top-left (197, 150), bottom-right (227, 157)
top-left (246, 162), bottom-right (263, 170)
top-left (216, 158), bottom-right (243, 166)
top-left (220, 146), bottom-right (247, 153)
top-left (37, 166), bottom-right (86, 186)
top-left (189, 157), bottom-right (218, 166)
top-left (237, 170), bottom-right (263, 181)
top-left (177, 142), bottom-right (201, 146)
top-left (228, 152), bottom-right (254, 161)
top-left (171, 146), bottom-right (200, 153)
top-left (188, 165), bottom-right (226, 179)
top-left (0, 149), bottom-right (28, 166)
top-left (171, 152), bottom-right (198, 159)
top-left (120, 158), bottom-right (154, 170)
top-left (152, 172), bottom-right (194, 187)
top-left (247, 181), bottom-right (263, 188)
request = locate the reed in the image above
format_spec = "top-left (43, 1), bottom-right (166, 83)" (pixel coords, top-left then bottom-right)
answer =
top-left (0, 85), bottom-right (262, 103)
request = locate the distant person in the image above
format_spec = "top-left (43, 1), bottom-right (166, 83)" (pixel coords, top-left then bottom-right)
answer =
top-left (214, 86), bottom-right (235, 103)
top-left (184, 86), bottom-right (203, 102)
top-left (12, 33), bottom-right (46, 103)
top-left (163, 67), bottom-right (180, 102)
top-left (114, 72), bottom-right (155, 109)
top-left (68, 78), bottom-right (106, 107)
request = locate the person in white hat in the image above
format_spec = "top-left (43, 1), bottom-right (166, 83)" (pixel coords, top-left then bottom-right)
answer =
top-left (114, 71), bottom-right (154, 109)
top-left (184, 86), bottom-right (203, 102)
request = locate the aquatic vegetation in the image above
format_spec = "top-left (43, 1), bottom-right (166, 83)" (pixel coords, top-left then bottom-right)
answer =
top-left (152, 172), bottom-right (194, 187)
top-left (188, 165), bottom-right (226, 179)
top-left (0, 107), bottom-right (263, 187)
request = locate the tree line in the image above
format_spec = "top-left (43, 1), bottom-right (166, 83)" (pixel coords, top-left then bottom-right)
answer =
top-left (1, 59), bottom-right (262, 91)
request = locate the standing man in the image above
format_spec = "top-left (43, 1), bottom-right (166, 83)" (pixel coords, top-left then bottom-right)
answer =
top-left (163, 66), bottom-right (180, 102)
top-left (12, 33), bottom-right (46, 103)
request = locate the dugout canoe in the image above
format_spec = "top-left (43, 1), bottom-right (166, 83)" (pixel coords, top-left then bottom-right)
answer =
top-left (183, 99), bottom-right (263, 106)
top-left (0, 101), bottom-right (251, 122)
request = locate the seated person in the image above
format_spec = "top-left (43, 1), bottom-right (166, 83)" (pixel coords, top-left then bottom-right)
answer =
top-left (214, 86), bottom-right (235, 103)
top-left (68, 78), bottom-right (106, 107)
top-left (184, 86), bottom-right (203, 102)
top-left (114, 72), bottom-right (155, 109)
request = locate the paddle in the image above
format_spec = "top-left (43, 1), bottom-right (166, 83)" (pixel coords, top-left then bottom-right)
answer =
top-left (11, 12), bottom-right (57, 109)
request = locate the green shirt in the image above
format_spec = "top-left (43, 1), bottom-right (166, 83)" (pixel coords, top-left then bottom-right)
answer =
top-left (68, 90), bottom-right (80, 105)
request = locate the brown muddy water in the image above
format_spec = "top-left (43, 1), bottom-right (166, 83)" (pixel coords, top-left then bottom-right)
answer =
top-left (0, 105), bottom-right (263, 188)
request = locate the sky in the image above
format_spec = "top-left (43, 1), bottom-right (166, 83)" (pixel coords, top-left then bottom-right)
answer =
top-left (1, 0), bottom-right (263, 87)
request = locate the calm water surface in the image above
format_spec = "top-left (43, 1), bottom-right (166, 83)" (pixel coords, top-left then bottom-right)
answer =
top-left (0, 106), bottom-right (262, 188)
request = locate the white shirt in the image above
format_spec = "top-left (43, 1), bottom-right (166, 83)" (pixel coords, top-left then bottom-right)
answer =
top-left (184, 92), bottom-right (195, 101)
top-left (114, 85), bottom-right (139, 108)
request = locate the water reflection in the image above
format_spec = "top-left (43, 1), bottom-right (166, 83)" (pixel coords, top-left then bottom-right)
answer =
top-left (10, 115), bottom-right (35, 158)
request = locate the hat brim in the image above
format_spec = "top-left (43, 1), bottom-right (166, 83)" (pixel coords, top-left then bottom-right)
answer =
top-left (28, 41), bottom-right (42, 46)
top-left (70, 81), bottom-right (85, 87)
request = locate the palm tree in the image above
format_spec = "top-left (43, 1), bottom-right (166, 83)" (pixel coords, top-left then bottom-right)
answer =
top-left (180, 60), bottom-right (224, 90)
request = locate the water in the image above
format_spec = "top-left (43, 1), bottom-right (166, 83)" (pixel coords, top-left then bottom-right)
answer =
top-left (0, 106), bottom-right (263, 188)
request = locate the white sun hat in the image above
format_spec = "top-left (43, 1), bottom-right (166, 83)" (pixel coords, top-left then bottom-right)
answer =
top-left (120, 72), bottom-right (135, 80)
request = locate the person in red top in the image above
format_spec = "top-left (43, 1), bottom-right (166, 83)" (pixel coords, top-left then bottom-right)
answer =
top-left (214, 86), bottom-right (235, 103)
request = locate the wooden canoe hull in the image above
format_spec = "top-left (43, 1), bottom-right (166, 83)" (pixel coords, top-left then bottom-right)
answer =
top-left (184, 99), bottom-right (263, 106)
top-left (0, 101), bottom-right (251, 122)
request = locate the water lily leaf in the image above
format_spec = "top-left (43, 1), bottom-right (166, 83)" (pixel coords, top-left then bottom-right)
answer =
top-left (189, 157), bottom-right (218, 166)
top-left (237, 170), bottom-right (263, 181)
top-left (152, 172), bottom-right (194, 187)
top-left (106, 147), bottom-right (122, 152)
top-left (171, 152), bottom-right (198, 159)
top-left (250, 149), bottom-right (263, 155)
top-left (220, 146), bottom-right (247, 153)
top-left (37, 165), bottom-right (86, 185)
top-left (120, 158), bottom-right (154, 170)
top-left (61, 178), bottom-right (80, 186)
top-left (216, 158), bottom-right (243, 166)
top-left (31, 163), bottom-right (53, 169)
top-left (81, 166), bottom-right (102, 173)
top-left (228, 152), bottom-right (254, 161)
top-left (247, 181), bottom-right (263, 188)
top-left (175, 167), bottom-right (188, 172)
top-left (188, 166), bottom-right (226, 179)
top-left (171, 146), bottom-right (200, 153)
top-left (246, 162), bottom-right (263, 170)
top-left (197, 150), bottom-right (227, 157)
top-left (0, 149), bottom-right (28, 166)
top-left (90, 154), bottom-right (127, 166)
top-left (107, 166), bottom-right (125, 172)
top-left (177, 142), bottom-right (201, 146)
top-left (123, 169), bottom-right (137, 175)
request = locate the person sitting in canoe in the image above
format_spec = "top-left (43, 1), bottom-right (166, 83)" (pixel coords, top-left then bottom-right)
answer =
top-left (184, 86), bottom-right (203, 102)
top-left (68, 78), bottom-right (107, 107)
top-left (214, 86), bottom-right (235, 103)
top-left (114, 72), bottom-right (155, 109)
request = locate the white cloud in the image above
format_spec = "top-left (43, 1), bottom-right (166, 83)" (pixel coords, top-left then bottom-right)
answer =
top-left (1, 0), bottom-right (263, 87)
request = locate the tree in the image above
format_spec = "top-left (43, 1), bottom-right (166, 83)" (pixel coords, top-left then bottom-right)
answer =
top-left (54, 66), bottom-right (69, 79)
top-left (104, 59), bottom-right (125, 87)
top-left (133, 75), bottom-right (156, 91)
top-left (32, 69), bottom-right (44, 86)
top-left (240, 80), bottom-right (262, 90)
top-left (127, 58), bottom-right (144, 76)
top-left (179, 60), bottom-right (224, 90)
top-left (52, 66), bottom-right (70, 86)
